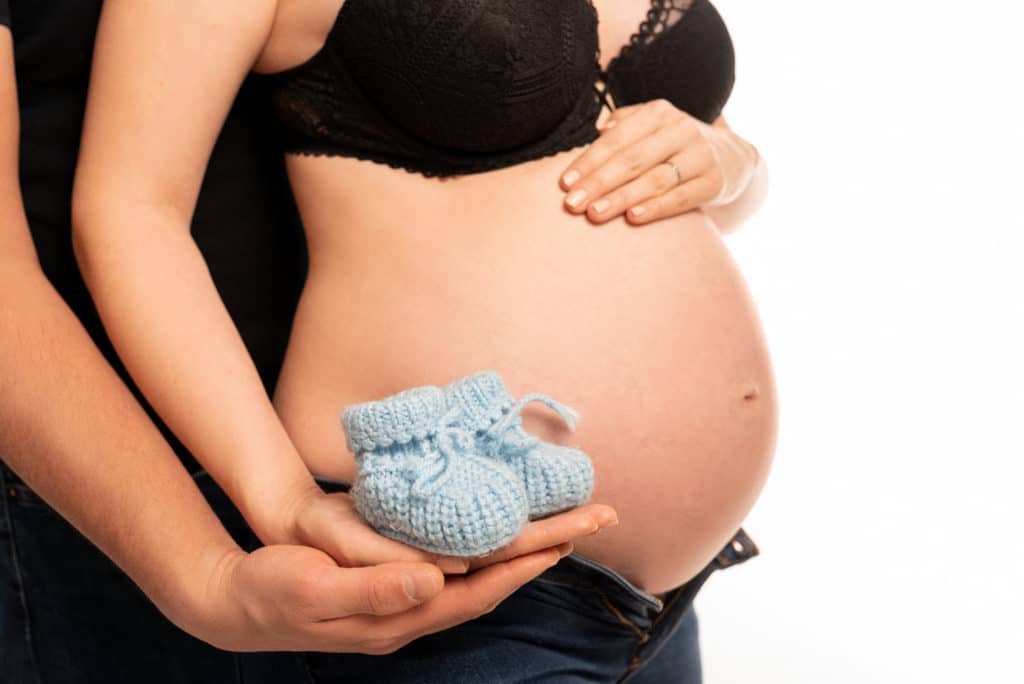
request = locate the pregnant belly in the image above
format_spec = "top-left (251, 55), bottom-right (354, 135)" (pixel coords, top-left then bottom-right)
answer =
top-left (275, 157), bottom-right (776, 593)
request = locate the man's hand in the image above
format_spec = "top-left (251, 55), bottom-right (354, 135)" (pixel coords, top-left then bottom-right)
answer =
top-left (195, 543), bottom-right (570, 654)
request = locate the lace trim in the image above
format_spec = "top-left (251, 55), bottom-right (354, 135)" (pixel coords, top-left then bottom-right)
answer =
top-left (273, 0), bottom-right (727, 177)
top-left (606, 0), bottom-right (697, 72)
top-left (284, 127), bottom-right (599, 178)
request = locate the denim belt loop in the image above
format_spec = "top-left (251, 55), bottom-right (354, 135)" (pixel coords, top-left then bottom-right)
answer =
top-left (714, 527), bottom-right (759, 569)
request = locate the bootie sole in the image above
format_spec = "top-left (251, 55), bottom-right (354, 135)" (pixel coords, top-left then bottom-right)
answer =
top-left (365, 519), bottom-right (525, 558)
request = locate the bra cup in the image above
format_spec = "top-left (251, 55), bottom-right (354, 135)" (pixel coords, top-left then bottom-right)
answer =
top-left (604, 0), bottom-right (735, 124)
top-left (335, 0), bottom-right (599, 153)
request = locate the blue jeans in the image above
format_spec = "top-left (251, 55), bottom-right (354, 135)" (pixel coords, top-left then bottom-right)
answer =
top-left (290, 529), bottom-right (757, 684)
top-left (0, 464), bottom-right (251, 683)
top-left (0, 464), bottom-right (757, 683)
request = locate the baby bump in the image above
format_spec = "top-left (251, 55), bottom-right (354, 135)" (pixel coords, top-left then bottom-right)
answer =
top-left (276, 209), bottom-right (776, 594)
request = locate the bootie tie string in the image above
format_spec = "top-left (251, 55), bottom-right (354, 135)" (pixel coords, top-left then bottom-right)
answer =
top-left (408, 407), bottom-right (477, 499)
top-left (483, 393), bottom-right (580, 458)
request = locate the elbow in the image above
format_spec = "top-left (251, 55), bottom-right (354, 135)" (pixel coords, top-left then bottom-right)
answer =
top-left (70, 178), bottom-right (145, 288)
top-left (70, 180), bottom-right (107, 287)
top-left (71, 178), bottom-right (198, 295)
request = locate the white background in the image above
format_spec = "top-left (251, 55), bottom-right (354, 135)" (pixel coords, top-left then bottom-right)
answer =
top-left (699, 2), bottom-right (1024, 682)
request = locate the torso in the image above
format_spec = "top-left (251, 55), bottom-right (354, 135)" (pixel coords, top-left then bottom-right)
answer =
top-left (264, 0), bottom-right (776, 594)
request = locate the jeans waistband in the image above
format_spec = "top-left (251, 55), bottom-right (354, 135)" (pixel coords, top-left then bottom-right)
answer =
top-left (538, 528), bottom-right (760, 623)
top-left (312, 476), bottom-right (762, 625)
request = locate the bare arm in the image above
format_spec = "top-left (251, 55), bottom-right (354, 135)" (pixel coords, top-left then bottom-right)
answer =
top-left (0, 22), bottom-right (241, 634)
top-left (72, 0), bottom-right (321, 545)
top-left (3, 27), bottom-right (597, 650)
top-left (72, 1), bottom-right (618, 574)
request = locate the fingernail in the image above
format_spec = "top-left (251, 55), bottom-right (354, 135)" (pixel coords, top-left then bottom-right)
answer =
top-left (591, 199), bottom-right (610, 214)
top-left (438, 558), bottom-right (469, 574)
top-left (630, 206), bottom-right (647, 218)
top-left (566, 189), bottom-right (587, 209)
top-left (562, 169), bottom-right (580, 186)
top-left (603, 120), bottom-right (617, 130)
top-left (403, 575), bottom-right (424, 602)
top-left (557, 542), bottom-right (574, 558)
top-left (404, 571), bottom-right (440, 603)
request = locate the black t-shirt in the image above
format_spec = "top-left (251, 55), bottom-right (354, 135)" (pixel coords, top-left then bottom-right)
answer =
top-left (2, 1), bottom-right (307, 470)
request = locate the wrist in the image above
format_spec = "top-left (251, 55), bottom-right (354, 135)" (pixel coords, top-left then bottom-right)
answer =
top-left (241, 466), bottom-right (323, 546)
top-left (709, 127), bottom-right (759, 207)
top-left (212, 425), bottom-right (322, 545)
top-left (150, 539), bottom-right (248, 649)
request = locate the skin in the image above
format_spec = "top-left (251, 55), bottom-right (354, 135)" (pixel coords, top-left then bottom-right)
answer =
top-left (562, 103), bottom-right (766, 228)
top-left (74, 0), bottom-right (773, 597)
top-left (1, 24), bottom-right (612, 654)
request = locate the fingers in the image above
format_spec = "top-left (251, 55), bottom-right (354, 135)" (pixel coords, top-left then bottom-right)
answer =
top-left (329, 522), bottom-right (469, 575)
top-left (296, 493), bottom-right (469, 574)
top-left (585, 152), bottom-right (706, 225)
top-left (570, 127), bottom-right (695, 218)
top-left (333, 548), bottom-right (564, 653)
top-left (559, 98), bottom-right (746, 226)
top-left (626, 176), bottom-right (722, 226)
top-left (309, 561), bottom-right (446, 620)
top-left (433, 556), bottom-right (473, 575)
top-left (223, 543), bottom-right (558, 653)
top-left (560, 101), bottom-right (677, 197)
top-left (331, 522), bottom-right (469, 573)
top-left (406, 547), bottom-right (563, 629)
top-left (561, 103), bottom-right (705, 219)
top-left (469, 504), bottom-right (618, 569)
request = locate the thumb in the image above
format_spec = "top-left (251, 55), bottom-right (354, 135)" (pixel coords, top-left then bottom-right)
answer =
top-left (312, 562), bottom-right (445, 620)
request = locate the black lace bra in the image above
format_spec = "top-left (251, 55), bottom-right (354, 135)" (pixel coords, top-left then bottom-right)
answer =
top-left (270, 0), bottom-right (735, 177)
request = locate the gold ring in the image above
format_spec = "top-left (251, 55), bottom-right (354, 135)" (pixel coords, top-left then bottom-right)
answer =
top-left (664, 160), bottom-right (683, 185)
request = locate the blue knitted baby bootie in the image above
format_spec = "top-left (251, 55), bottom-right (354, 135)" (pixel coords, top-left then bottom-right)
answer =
top-left (342, 385), bottom-right (529, 557)
top-left (443, 371), bottom-right (594, 519)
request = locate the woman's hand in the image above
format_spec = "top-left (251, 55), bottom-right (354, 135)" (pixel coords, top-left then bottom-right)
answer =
top-left (468, 503), bottom-right (618, 570)
top-left (287, 490), bottom-right (472, 574)
top-left (560, 99), bottom-right (760, 226)
top-left (287, 488), bottom-right (617, 574)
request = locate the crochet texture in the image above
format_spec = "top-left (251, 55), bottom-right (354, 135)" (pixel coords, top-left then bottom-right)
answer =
top-left (443, 371), bottom-right (594, 518)
top-left (343, 385), bottom-right (529, 556)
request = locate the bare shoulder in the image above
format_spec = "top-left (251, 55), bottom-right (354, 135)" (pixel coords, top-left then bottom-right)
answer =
top-left (94, 0), bottom-right (281, 74)
top-left (75, 0), bottom-right (285, 220)
top-left (254, 0), bottom-right (347, 74)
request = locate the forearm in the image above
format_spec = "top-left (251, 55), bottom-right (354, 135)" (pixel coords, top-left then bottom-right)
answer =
top-left (72, 205), bottom-right (319, 543)
top-left (0, 255), bottom-right (242, 631)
